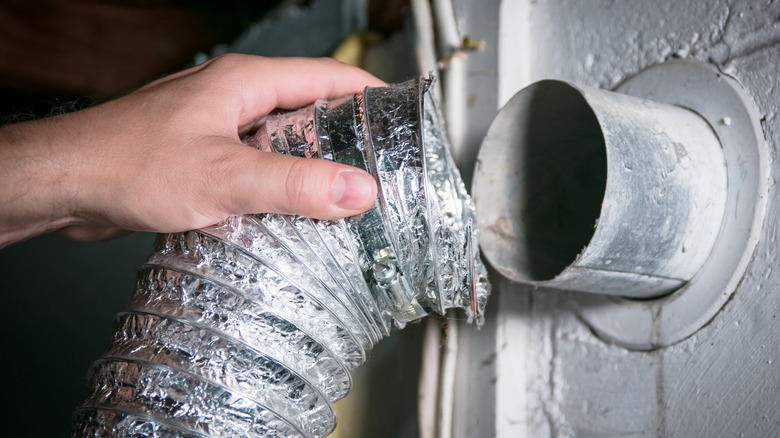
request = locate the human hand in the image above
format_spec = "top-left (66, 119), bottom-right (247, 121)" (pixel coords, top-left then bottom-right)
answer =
top-left (0, 55), bottom-right (383, 247)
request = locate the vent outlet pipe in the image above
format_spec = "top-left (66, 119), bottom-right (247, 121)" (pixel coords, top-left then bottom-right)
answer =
top-left (474, 79), bottom-right (727, 299)
top-left (72, 78), bottom-right (490, 437)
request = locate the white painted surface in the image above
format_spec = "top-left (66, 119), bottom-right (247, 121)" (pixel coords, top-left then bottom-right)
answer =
top-left (450, 0), bottom-right (780, 436)
top-left (498, 0), bottom-right (532, 106)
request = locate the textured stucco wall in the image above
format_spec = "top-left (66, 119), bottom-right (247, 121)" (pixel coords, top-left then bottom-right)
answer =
top-left (525, 2), bottom-right (780, 435)
top-left (453, 0), bottom-right (780, 436)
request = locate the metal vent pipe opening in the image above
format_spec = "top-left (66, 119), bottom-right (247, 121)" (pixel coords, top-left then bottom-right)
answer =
top-left (474, 79), bottom-right (727, 299)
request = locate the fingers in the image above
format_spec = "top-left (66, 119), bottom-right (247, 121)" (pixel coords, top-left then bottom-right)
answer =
top-left (193, 55), bottom-right (384, 219)
top-left (199, 55), bottom-right (386, 130)
top-left (210, 146), bottom-right (377, 220)
top-left (257, 56), bottom-right (387, 110)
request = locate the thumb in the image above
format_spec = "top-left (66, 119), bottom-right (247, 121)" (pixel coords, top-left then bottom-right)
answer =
top-left (214, 147), bottom-right (377, 220)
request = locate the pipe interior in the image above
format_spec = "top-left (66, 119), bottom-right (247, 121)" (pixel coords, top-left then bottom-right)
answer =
top-left (516, 81), bottom-right (607, 281)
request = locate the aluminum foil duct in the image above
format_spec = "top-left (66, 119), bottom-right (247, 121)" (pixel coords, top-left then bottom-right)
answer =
top-left (72, 77), bottom-right (490, 438)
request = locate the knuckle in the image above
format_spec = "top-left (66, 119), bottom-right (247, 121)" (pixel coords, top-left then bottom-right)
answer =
top-left (208, 53), bottom-right (244, 69)
top-left (201, 54), bottom-right (251, 81)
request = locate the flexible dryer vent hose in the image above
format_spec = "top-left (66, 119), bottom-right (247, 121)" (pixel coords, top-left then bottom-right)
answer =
top-left (71, 78), bottom-right (490, 437)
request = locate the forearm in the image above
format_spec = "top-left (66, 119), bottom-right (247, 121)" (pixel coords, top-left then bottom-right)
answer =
top-left (0, 115), bottom-right (82, 247)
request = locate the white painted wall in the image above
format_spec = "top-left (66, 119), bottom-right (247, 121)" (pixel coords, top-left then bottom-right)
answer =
top-left (450, 0), bottom-right (780, 436)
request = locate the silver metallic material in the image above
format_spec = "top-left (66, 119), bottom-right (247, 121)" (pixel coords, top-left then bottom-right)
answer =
top-left (72, 78), bottom-right (490, 437)
top-left (474, 70), bottom-right (727, 299)
top-left (573, 60), bottom-right (769, 349)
